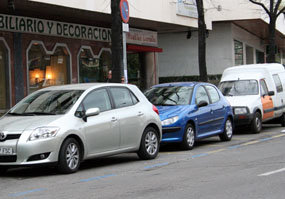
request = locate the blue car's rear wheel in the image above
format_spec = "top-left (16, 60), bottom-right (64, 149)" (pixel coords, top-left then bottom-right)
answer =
top-left (181, 123), bottom-right (195, 150)
top-left (219, 118), bottom-right (233, 141)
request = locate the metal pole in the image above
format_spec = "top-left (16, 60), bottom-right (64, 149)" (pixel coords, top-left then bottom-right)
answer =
top-left (122, 23), bottom-right (128, 84)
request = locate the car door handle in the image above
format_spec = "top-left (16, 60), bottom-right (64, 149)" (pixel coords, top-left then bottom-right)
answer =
top-left (111, 117), bottom-right (118, 122)
top-left (138, 112), bottom-right (144, 116)
top-left (210, 110), bottom-right (214, 114)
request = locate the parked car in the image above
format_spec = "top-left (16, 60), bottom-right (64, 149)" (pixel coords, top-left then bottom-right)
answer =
top-left (219, 63), bottom-right (285, 133)
top-left (0, 83), bottom-right (162, 174)
top-left (144, 82), bottom-right (233, 150)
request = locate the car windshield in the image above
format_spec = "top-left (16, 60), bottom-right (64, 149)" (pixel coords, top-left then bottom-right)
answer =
top-left (219, 80), bottom-right (259, 96)
top-left (8, 90), bottom-right (84, 116)
top-left (145, 86), bottom-right (193, 106)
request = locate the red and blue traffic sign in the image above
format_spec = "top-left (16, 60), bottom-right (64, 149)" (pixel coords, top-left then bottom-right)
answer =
top-left (120, 0), bottom-right (129, 23)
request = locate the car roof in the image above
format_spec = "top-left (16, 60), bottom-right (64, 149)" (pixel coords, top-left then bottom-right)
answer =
top-left (39, 83), bottom-right (130, 91)
top-left (152, 82), bottom-right (209, 87)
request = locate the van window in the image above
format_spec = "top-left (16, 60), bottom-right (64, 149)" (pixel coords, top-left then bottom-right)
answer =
top-left (260, 79), bottom-right (269, 96)
top-left (272, 74), bottom-right (283, 93)
top-left (219, 80), bottom-right (258, 96)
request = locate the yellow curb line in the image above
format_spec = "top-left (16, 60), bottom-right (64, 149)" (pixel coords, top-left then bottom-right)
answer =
top-left (207, 148), bottom-right (226, 154)
top-left (240, 140), bottom-right (259, 146)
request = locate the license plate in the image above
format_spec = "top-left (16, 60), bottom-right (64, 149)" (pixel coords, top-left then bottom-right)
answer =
top-left (0, 147), bottom-right (13, 155)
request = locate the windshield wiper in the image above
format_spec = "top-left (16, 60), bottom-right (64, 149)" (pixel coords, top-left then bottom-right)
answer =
top-left (7, 112), bottom-right (36, 116)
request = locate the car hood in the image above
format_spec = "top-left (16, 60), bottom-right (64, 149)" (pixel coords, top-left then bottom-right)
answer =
top-left (157, 105), bottom-right (188, 121)
top-left (0, 115), bottom-right (62, 132)
top-left (225, 95), bottom-right (260, 108)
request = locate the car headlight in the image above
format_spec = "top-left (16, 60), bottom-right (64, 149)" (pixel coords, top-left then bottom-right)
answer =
top-left (161, 116), bottom-right (179, 126)
top-left (28, 127), bottom-right (60, 141)
top-left (234, 107), bottom-right (248, 115)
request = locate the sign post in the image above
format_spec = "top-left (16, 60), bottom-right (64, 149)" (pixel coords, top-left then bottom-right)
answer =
top-left (120, 0), bottom-right (129, 83)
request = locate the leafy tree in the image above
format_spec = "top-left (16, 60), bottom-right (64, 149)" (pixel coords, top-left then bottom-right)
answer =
top-left (248, 0), bottom-right (285, 63)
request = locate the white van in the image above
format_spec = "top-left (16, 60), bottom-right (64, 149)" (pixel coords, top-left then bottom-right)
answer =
top-left (219, 63), bottom-right (285, 133)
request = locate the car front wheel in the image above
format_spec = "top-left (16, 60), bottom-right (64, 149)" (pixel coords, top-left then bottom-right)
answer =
top-left (251, 112), bottom-right (262, 133)
top-left (58, 138), bottom-right (81, 174)
top-left (181, 123), bottom-right (195, 150)
top-left (219, 118), bottom-right (233, 141)
top-left (137, 126), bottom-right (159, 160)
top-left (0, 166), bottom-right (8, 175)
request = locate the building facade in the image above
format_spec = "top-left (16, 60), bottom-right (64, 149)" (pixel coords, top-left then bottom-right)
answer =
top-left (158, 0), bottom-right (285, 83)
top-left (0, 0), bottom-right (200, 113)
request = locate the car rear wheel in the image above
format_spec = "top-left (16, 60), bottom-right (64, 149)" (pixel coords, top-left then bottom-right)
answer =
top-left (251, 112), bottom-right (262, 133)
top-left (280, 113), bottom-right (285, 127)
top-left (219, 118), bottom-right (233, 141)
top-left (58, 138), bottom-right (81, 174)
top-left (181, 123), bottom-right (195, 150)
top-left (137, 126), bottom-right (159, 160)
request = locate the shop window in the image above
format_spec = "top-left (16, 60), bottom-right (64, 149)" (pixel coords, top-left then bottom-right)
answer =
top-left (234, 40), bottom-right (243, 66)
top-left (79, 48), bottom-right (112, 83)
top-left (28, 43), bottom-right (70, 93)
top-left (0, 40), bottom-right (9, 110)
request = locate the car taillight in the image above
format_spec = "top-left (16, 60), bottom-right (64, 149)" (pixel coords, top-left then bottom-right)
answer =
top-left (152, 105), bottom-right (159, 115)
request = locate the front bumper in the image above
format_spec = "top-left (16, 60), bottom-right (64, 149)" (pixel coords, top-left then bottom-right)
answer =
top-left (234, 113), bottom-right (254, 126)
top-left (0, 131), bottom-right (60, 166)
top-left (161, 126), bottom-right (183, 142)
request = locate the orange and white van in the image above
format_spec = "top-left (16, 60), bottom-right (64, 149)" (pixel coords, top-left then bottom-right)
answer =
top-left (219, 63), bottom-right (285, 133)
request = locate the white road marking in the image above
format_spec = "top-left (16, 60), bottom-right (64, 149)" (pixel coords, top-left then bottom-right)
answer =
top-left (258, 168), bottom-right (285, 177)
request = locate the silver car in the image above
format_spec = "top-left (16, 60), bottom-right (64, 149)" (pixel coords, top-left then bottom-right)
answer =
top-left (0, 83), bottom-right (162, 174)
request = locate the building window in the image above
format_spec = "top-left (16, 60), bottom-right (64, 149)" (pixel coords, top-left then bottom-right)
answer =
top-left (28, 43), bottom-right (70, 93)
top-left (256, 50), bottom-right (264, 63)
top-left (79, 48), bottom-right (112, 83)
top-left (0, 40), bottom-right (9, 110)
top-left (234, 40), bottom-right (243, 65)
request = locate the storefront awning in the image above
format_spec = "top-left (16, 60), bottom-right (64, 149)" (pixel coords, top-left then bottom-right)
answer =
top-left (127, 44), bottom-right (163, 53)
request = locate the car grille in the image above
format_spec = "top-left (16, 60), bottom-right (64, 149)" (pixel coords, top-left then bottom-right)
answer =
top-left (0, 134), bottom-right (21, 142)
top-left (0, 155), bottom-right (17, 162)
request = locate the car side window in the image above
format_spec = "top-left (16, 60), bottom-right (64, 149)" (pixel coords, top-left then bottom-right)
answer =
top-left (78, 88), bottom-right (112, 113)
top-left (195, 86), bottom-right (210, 105)
top-left (260, 79), bottom-right (269, 96)
top-left (130, 92), bottom-right (139, 105)
top-left (110, 87), bottom-right (134, 108)
top-left (205, 85), bottom-right (220, 104)
top-left (272, 74), bottom-right (283, 93)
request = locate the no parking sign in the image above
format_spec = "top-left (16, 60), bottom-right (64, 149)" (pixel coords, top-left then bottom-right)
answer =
top-left (120, 0), bottom-right (129, 23)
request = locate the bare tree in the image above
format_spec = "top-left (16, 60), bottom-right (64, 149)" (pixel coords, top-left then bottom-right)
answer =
top-left (248, 0), bottom-right (285, 63)
top-left (111, 0), bottom-right (123, 82)
top-left (195, 0), bottom-right (208, 82)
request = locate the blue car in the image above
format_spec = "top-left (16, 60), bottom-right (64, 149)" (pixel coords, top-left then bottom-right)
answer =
top-left (145, 82), bottom-right (234, 150)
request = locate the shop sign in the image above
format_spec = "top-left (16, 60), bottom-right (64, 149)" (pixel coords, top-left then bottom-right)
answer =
top-left (176, 0), bottom-right (198, 18)
top-left (127, 28), bottom-right (158, 47)
top-left (0, 14), bottom-right (111, 42)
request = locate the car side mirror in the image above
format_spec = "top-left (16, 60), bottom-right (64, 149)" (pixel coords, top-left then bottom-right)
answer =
top-left (83, 108), bottom-right (100, 122)
top-left (197, 101), bottom-right (208, 108)
top-left (268, 91), bottom-right (275, 96)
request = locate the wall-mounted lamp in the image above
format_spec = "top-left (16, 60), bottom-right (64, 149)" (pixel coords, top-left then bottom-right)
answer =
top-left (187, 30), bottom-right (192, 39)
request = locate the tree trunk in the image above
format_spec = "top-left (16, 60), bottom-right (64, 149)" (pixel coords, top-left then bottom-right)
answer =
top-left (196, 0), bottom-right (208, 82)
top-left (111, 0), bottom-right (123, 83)
top-left (267, 17), bottom-right (276, 63)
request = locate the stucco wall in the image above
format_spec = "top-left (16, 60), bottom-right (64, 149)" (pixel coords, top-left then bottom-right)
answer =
top-left (29, 0), bottom-right (204, 29)
top-left (158, 22), bottom-right (233, 77)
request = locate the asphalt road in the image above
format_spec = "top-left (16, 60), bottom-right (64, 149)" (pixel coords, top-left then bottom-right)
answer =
top-left (1, 124), bottom-right (285, 199)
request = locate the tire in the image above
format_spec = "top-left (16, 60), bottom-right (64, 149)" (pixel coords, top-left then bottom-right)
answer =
top-left (181, 123), bottom-right (195, 150)
top-left (280, 113), bottom-right (285, 127)
top-left (58, 138), bottom-right (81, 174)
top-left (219, 118), bottom-right (233, 141)
top-left (251, 112), bottom-right (262, 133)
top-left (137, 127), bottom-right (159, 160)
top-left (0, 166), bottom-right (8, 175)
